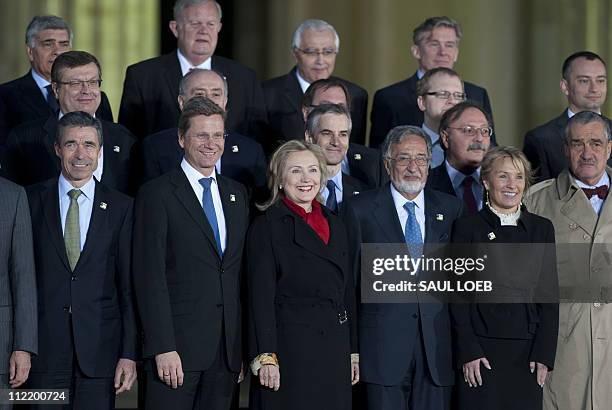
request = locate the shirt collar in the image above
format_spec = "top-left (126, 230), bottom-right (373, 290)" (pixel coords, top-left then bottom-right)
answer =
top-left (390, 182), bottom-right (425, 211)
top-left (422, 123), bottom-right (440, 145)
top-left (58, 173), bottom-right (96, 200)
top-left (445, 160), bottom-right (481, 190)
top-left (181, 157), bottom-right (218, 185)
top-left (295, 69), bottom-right (311, 93)
top-left (573, 171), bottom-right (610, 189)
top-left (567, 107), bottom-right (601, 118)
top-left (31, 69), bottom-right (50, 89)
top-left (177, 49), bottom-right (212, 76)
top-left (329, 169), bottom-right (344, 193)
top-left (58, 111), bottom-right (97, 120)
top-left (416, 69), bottom-right (426, 80)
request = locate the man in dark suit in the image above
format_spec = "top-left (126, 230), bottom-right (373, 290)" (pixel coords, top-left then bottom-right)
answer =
top-left (305, 103), bottom-right (366, 214)
top-left (133, 97), bottom-right (248, 409)
top-left (0, 177), bottom-right (37, 401)
top-left (4, 51), bottom-right (135, 194)
top-left (140, 68), bottom-right (266, 195)
top-left (119, 0), bottom-right (266, 141)
top-left (25, 111), bottom-right (137, 409)
top-left (302, 78), bottom-right (386, 189)
top-left (263, 19), bottom-right (368, 146)
top-left (523, 51), bottom-right (610, 182)
top-left (349, 125), bottom-right (462, 410)
top-left (426, 101), bottom-right (492, 214)
top-left (370, 16), bottom-right (494, 149)
top-left (0, 15), bottom-right (113, 148)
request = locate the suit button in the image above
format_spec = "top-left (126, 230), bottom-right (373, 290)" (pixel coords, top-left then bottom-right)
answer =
top-left (63, 306), bottom-right (69, 312)
top-left (71, 275), bottom-right (77, 281)
top-left (412, 314), bottom-right (418, 319)
top-left (220, 268), bottom-right (224, 275)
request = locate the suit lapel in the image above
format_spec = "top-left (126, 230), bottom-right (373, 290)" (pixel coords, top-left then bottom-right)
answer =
top-left (19, 72), bottom-right (51, 117)
top-left (171, 170), bottom-right (221, 259)
top-left (557, 172), bottom-right (597, 234)
top-left (41, 180), bottom-right (71, 271)
top-left (42, 116), bottom-right (58, 160)
top-left (217, 176), bottom-right (241, 260)
top-left (282, 69), bottom-right (302, 113)
top-left (100, 122), bottom-right (117, 186)
top-left (163, 54), bottom-right (182, 113)
top-left (373, 184), bottom-right (405, 243)
top-left (76, 182), bottom-right (105, 269)
top-left (423, 189), bottom-right (449, 244)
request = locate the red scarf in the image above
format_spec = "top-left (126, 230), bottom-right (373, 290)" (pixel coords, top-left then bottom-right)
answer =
top-left (282, 197), bottom-right (330, 244)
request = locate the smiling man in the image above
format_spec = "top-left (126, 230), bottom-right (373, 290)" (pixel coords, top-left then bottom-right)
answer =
top-left (370, 16), bottom-right (494, 149)
top-left (524, 111), bottom-right (612, 410)
top-left (263, 19), bottom-right (368, 146)
top-left (119, 0), bottom-right (266, 141)
top-left (426, 101), bottom-right (492, 214)
top-left (523, 51), bottom-right (611, 181)
top-left (133, 97), bottom-right (249, 410)
top-left (4, 51), bottom-right (135, 194)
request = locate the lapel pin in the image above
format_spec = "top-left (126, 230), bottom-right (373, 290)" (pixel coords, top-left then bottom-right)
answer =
top-left (229, 194), bottom-right (236, 202)
top-left (113, 145), bottom-right (120, 153)
top-left (436, 213), bottom-right (444, 221)
top-left (569, 223), bottom-right (577, 230)
top-left (353, 191), bottom-right (360, 195)
top-left (354, 153), bottom-right (362, 160)
top-left (487, 232), bottom-right (496, 241)
top-left (100, 202), bottom-right (107, 210)
top-left (232, 145), bottom-right (239, 153)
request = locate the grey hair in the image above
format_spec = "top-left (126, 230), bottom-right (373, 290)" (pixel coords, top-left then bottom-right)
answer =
top-left (173, 0), bottom-right (222, 21)
top-left (413, 16), bottom-right (462, 45)
top-left (381, 125), bottom-right (433, 161)
top-left (292, 19), bottom-right (339, 51)
top-left (26, 15), bottom-right (73, 47)
top-left (305, 103), bottom-right (352, 141)
top-left (56, 111), bottom-right (103, 146)
top-left (564, 111), bottom-right (612, 142)
top-left (179, 68), bottom-right (228, 97)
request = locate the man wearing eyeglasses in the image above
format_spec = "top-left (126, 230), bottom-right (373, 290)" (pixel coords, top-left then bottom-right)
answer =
top-left (0, 15), bottom-right (113, 156)
top-left (119, 0), bottom-right (266, 143)
top-left (262, 19), bottom-right (368, 147)
top-left (348, 125), bottom-right (462, 410)
top-left (4, 51), bottom-right (136, 195)
top-left (370, 16), bottom-right (494, 149)
top-left (426, 101), bottom-right (492, 215)
top-left (523, 51), bottom-right (611, 182)
top-left (416, 67), bottom-right (466, 168)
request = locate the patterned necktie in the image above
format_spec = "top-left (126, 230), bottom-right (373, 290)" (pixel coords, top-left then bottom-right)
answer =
top-left (462, 176), bottom-right (478, 215)
top-left (582, 185), bottom-right (608, 199)
top-left (326, 179), bottom-right (338, 212)
top-left (404, 201), bottom-right (423, 259)
top-left (65, 189), bottom-right (82, 271)
top-left (199, 177), bottom-right (223, 256)
top-left (45, 84), bottom-right (59, 113)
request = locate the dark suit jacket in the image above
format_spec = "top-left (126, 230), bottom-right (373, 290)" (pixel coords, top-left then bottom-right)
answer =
top-left (522, 110), bottom-right (612, 182)
top-left (4, 115), bottom-right (136, 194)
top-left (369, 72), bottom-right (494, 148)
top-left (0, 71), bottom-right (113, 146)
top-left (140, 127), bottom-right (266, 192)
top-left (26, 178), bottom-right (137, 377)
top-left (118, 52), bottom-right (267, 141)
top-left (0, 178), bottom-right (37, 373)
top-left (262, 68), bottom-right (368, 146)
top-left (346, 143), bottom-right (387, 190)
top-left (450, 206), bottom-right (559, 370)
top-left (133, 169), bottom-right (249, 372)
top-left (426, 163), bottom-right (455, 196)
top-left (348, 185), bottom-right (462, 386)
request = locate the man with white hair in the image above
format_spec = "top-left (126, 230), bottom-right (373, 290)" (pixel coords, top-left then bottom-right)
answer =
top-left (263, 18), bottom-right (368, 146)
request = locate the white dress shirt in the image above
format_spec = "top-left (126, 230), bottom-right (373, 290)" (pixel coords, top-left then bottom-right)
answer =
top-left (181, 158), bottom-right (227, 252)
top-left (295, 70), bottom-right (310, 93)
top-left (58, 174), bottom-right (95, 251)
top-left (321, 170), bottom-right (344, 206)
top-left (178, 49), bottom-right (212, 76)
top-left (31, 69), bottom-right (51, 100)
top-left (575, 172), bottom-right (610, 215)
top-left (390, 183), bottom-right (426, 242)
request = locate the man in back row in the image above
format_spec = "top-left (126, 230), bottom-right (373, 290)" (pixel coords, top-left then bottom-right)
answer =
top-left (370, 16), bottom-right (494, 148)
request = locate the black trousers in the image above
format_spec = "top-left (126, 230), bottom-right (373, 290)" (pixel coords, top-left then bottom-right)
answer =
top-left (145, 337), bottom-right (237, 410)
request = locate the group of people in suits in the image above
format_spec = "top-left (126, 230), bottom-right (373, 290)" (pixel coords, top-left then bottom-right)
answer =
top-left (1, 1), bottom-right (611, 410)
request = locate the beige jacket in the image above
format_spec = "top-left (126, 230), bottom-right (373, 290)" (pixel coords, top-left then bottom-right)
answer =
top-left (525, 168), bottom-right (612, 410)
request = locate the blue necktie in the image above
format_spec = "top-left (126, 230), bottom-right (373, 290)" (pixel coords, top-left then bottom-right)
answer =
top-left (404, 202), bottom-right (423, 259)
top-left (326, 180), bottom-right (338, 212)
top-left (199, 177), bottom-right (223, 256)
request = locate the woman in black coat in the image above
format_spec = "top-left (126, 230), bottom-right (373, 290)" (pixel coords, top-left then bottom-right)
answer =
top-left (247, 140), bottom-right (358, 410)
top-left (450, 146), bottom-right (559, 410)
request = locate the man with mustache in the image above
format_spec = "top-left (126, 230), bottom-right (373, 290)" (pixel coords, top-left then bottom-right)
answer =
top-left (426, 101), bottom-right (492, 214)
top-left (524, 110), bottom-right (612, 410)
top-left (523, 51), bottom-right (611, 182)
top-left (4, 51), bottom-right (136, 195)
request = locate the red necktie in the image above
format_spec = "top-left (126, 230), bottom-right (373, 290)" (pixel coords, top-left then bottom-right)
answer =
top-left (582, 185), bottom-right (608, 199)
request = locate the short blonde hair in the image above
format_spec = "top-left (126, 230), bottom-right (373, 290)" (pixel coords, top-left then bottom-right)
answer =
top-left (480, 146), bottom-right (533, 192)
top-left (257, 140), bottom-right (330, 211)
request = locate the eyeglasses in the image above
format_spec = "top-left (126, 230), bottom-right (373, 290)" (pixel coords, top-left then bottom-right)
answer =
top-left (56, 79), bottom-right (102, 90)
top-left (295, 47), bottom-right (337, 58)
top-left (446, 126), bottom-right (493, 138)
top-left (186, 132), bottom-right (227, 141)
top-left (387, 155), bottom-right (430, 167)
top-left (425, 91), bottom-right (466, 101)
